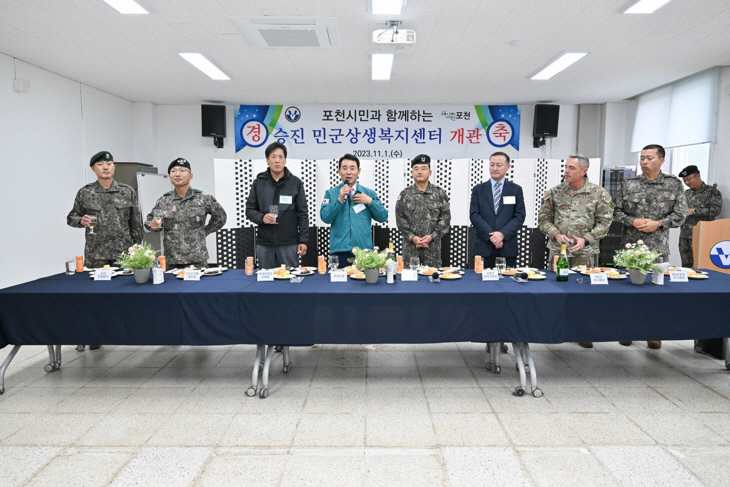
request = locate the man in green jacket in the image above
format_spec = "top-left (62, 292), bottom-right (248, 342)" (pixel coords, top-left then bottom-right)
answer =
top-left (320, 153), bottom-right (388, 265)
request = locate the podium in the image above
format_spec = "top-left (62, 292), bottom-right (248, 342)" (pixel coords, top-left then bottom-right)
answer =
top-left (693, 219), bottom-right (730, 274)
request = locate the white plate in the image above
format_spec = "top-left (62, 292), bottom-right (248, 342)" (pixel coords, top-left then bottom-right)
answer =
top-left (202, 269), bottom-right (223, 276)
top-left (439, 274), bottom-right (462, 280)
top-left (291, 269), bottom-right (315, 276)
top-left (418, 268), bottom-right (440, 276)
top-left (527, 275), bottom-right (546, 280)
top-left (273, 274), bottom-right (293, 280)
top-left (607, 274), bottom-right (627, 280)
top-left (90, 266), bottom-right (119, 272)
top-left (688, 274), bottom-right (709, 279)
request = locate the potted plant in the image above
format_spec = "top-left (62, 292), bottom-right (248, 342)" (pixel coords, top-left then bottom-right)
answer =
top-left (351, 247), bottom-right (389, 283)
top-left (116, 242), bottom-right (158, 284)
top-left (613, 240), bottom-right (662, 285)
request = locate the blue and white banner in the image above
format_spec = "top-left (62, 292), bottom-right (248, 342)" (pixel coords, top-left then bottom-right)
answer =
top-left (235, 104), bottom-right (520, 159)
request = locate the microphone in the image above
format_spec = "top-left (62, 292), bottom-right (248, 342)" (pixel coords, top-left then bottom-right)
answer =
top-left (343, 177), bottom-right (351, 203)
top-left (516, 271), bottom-right (529, 281)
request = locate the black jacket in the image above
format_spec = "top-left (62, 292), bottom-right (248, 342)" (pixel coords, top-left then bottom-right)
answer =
top-left (245, 168), bottom-right (309, 246)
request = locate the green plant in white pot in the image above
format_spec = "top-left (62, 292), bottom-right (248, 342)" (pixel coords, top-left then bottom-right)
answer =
top-left (116, 242), bottom-right (158, 283)
top-left (351, 247), bottom-right (389, 283)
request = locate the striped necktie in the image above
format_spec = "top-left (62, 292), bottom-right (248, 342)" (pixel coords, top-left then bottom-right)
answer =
top-left (493, 181), bottom-right (502, 213)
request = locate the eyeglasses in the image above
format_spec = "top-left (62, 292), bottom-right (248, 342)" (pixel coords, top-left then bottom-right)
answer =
top-left (683, 174), bottom-right (698, 184)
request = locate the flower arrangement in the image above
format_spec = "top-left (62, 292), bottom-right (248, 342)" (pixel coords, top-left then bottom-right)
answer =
top-left (116, 242), bottom-right (158, 270)
top-left (350, 247), bottom-right (389, 270)
top-left (613, 240), bottom-right (661, 274)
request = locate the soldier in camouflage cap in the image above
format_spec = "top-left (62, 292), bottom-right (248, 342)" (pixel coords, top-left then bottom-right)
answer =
top-left (145, 158), bottom-right (227, 268)
top-left (538, 154), bottom-right (613, 348)
top-left (395, 154), bottom-right (451, 268)
top-left (678, 165), bottom-right (722, 268)
top-left (67, 151), bottom-right (144, 269)
top-left (613, 144), bottom-right (687, 350)
top-left (538, 154), bottom-right (613, 269)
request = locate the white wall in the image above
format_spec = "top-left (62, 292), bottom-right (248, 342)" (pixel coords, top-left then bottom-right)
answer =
top-left (710, 67), bottom-right (730, 219)
top-left (0, 53), bottom-right (134, 289)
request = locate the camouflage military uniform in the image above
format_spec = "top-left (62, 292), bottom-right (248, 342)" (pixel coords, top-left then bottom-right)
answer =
top-left (145, 188), bottom-right (227, 267)
top-left (67, 180), bottom-right (144, 268)
top-left (613, 172), bottom-right (687, 258)
top-left (538, 178), bottom-right (613, 268)
top-left (395, 183), bottom-right (451, 267)
top-left (679, 183), bottom-right (723, 267)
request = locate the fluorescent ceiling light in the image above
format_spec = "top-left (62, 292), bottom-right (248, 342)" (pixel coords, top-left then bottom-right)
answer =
top-left (371, 53), bottom-right (394, 80)
top-left (179, 53), bottom-right (230, 81)
top-left (370, 0), bottom-right (406, 15)
top-left (531, 52), bottom-right (587, 80)
top-left (623, 0), bottom-right (672, 14)
top-left (100, 0), bottom-right (148, 14)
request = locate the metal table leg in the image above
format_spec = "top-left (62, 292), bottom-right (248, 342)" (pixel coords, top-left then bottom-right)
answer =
top-left (283, 346), bottom-right (292, 373)
top-left (724, 338), bottom-right (730, 371)
top-left (486, 342), bottom-right (501, 374)
top-left (522, 344), bottom-right (542, 397)
top-left (0, 345), bottom-right (21, 394)
top-left (44, 345), bottom-right (62, 372)
top-left (259, 345), bottom-right (274, 398)
top-left (246, 345), bottom-right (264, 397)
top-left (512, 342), bottom-right (527, 396)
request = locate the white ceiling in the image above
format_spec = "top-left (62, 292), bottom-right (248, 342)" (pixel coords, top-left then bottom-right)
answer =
top-left (1, 0), bottom-right (729, 105)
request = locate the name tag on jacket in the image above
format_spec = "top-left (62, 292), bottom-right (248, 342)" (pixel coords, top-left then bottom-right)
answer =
top-left (503, 196), bottom-right (516, 205)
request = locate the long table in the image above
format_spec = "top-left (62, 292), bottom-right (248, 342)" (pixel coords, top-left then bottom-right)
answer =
top-left (1, 269), bottom-right (729, 394)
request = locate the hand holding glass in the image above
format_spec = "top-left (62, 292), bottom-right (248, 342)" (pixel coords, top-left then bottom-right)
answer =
top-left (88, 215), bottom-right (98, 234)
top-left (269, 205), bottom-right (279, 224)
top-left (153, 212), bottom-right (163, 229)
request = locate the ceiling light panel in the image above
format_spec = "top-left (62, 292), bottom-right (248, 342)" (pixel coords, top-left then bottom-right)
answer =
top-left (100, 0), bottom-right (148, 14)
top-left (623, 0), bottom-right (672, 14)
top-left (531, 52), bottom-right (588, 80)
top-left (179, 53), bottom-right (230, 81)
top-left (372, 53), bottom-right (394, 80)
top-left (370, 0), bottom-right (406, 15)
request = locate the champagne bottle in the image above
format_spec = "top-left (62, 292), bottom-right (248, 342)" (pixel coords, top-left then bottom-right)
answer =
top-left (388, 239), bottom-right (396, 261)
top-left (556, 242), bottom-right (569, 282)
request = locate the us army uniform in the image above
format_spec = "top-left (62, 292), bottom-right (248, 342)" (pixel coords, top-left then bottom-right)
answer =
top-left (396, 183), bottom-right (451, 268)
top-left (613, 173), bottom-right (687, 258)
top-left (145, 188), bottom-right (227, 267)
top-left (679, 183), bottom-right (722, 267)
top-left (67, 171), bottom-right (143, 269)
top-left (538, 178), bottom-right (613, 268)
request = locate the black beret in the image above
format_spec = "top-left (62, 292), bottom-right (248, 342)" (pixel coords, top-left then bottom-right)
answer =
top-left (411, 154), bottom-right (431, 167)
top-left (89, 151), bottom-right (113, 166)
top-left (678, 165), bottom-right (699, 178)
top-left (168, 158), bottom-right (192, 173)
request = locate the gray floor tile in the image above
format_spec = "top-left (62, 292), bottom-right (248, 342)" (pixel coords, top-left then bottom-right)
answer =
top-left (443, 446), bottom-right (533, 487)
top-left (592, 445), bottom-right (703, 487)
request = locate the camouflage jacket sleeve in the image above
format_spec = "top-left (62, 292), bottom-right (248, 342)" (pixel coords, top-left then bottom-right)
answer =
top-left (660, 180), bottom-right (687, 229)
top-left (612, 184), bottom-right (635, 227)
top-left (204, 194), bottom-right (227, 235)
top-left (66, 188), bottom-right (86, 228)
top-left (695, 188), bottom-right (723, 218)
top-left (129, 189), bottom-right (144, 244)
top-left (432, 190), bottom-right (451, 240)
top-left (144, 197), bottom-right (163, 232)
top-left (395, 191), bottom-right (416, 242)
top-left (584, 188), bottom-right (614, 244)
top-left (537, 190), bottom-right (558, 238)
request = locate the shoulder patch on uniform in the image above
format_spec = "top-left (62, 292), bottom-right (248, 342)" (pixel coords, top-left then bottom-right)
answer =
top-left (396, 194), bottom-right (401, 201)
top-left (322, 198), bottom-right (329, 205)
top-left (163, 191), bottom-right (171, 196)
top-left (543, 190), bottom-right (549, 199)
top-left (194, 189), bottom-right (203, 193)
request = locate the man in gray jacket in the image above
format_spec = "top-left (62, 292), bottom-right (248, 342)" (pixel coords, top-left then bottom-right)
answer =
top-left (245, 142), bottom-right (309, 268)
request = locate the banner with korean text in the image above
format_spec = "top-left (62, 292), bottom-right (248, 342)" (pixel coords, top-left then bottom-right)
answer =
top-left (234, 105), bottom-right (520, 159)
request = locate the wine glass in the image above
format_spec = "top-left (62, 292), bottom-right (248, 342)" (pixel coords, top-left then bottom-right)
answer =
top-left (269, 205), bottom-right (279, 224)
top-left (88, 215), bottom-right (98, 234)
top-left (409, 256), bottom-right (420, 271)
top-left (153, 211), bottom-right (163, 229)
top-left (328, 255), bottom-right (339, 271)
top-left (495, 257), bottom-right (506, 276)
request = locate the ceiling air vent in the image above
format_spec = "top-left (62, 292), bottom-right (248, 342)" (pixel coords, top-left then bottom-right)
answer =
top-left (230, 16), bottom-right (341, 49)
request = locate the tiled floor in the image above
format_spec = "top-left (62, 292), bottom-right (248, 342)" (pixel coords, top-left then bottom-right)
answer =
top-left (1, 341), bottom-right (730, 486)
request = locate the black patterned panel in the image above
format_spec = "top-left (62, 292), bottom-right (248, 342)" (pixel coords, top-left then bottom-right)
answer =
top-left (516, 226), bottom-right (531, 267)
top-left (216, 227), bottom-right (255, 269)
top-left (235, 160), bottom-right (253, 228)
top-left (301, 227), bottom-right (318, 267)
top-left (374, 160), bottom-right (389, 228)
top-left (435, 159), bottom-right (452, 197)
top-left (469, 158), bottom-right (482, 191)
top-left (534, 158), bottom-right (549, 216)
top-left (329, 159), bottom-right (340, 188)
top-left (317, 227), bottom-right (330, 257)
top-left (529, 228), bottom-right (550, 269)
top-left (444, 225), bottom-right (470, 269)
top-left (301, 160), bottom-right (318, 227)
top-left (373, 225), bottom-right (390, 252)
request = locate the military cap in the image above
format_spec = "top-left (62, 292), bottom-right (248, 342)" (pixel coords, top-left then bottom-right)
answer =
top-left (89, 151), bottom-right (113, 166)
top-left (411, 154), bottom-right (431, 167)
top-left (168, 158), bottom-right (192, 174)
top-left (678, 165), bottom-right (699, 178)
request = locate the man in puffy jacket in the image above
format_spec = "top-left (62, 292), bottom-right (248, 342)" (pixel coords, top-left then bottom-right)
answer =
top-left (320, 153), bottom-right (388, 265)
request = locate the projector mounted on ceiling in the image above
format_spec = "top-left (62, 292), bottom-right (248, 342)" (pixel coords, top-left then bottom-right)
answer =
top-left (372, 20), bottom-right (415, 53)
top-left (230, 16), bottom-right (341, 49)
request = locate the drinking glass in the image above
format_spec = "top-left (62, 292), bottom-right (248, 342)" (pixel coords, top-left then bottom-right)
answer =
top-left (495, 257), bottom-right (506, 276)
top-left (409, 256), bottom-right (420, 270)
top-left (328, 255), bottom-right (339, 271)
top-left (269, 205), bottom-right (279, 224)
top-left (88, 215), bottom-right (97, 234)
top-left (153, 211), bottom-right (163, 229)
top-left (65, 259), bottom-right (75, 275)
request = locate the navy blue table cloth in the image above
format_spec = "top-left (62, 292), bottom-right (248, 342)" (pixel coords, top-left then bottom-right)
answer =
top-left (1, 270), bottom-right (728, 348)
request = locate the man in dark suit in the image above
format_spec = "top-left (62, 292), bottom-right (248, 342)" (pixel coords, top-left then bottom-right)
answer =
top-left (470, 151), bottom-right (526, 269)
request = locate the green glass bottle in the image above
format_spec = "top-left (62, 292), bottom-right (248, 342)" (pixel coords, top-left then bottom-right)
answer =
top-left (556, 242), bottom-right (569, 282)
top-left (388, 239), bottom-right (397, 261)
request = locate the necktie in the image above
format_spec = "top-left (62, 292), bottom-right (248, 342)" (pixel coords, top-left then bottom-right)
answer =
top-left (494, 181), bottom-right (502, 213)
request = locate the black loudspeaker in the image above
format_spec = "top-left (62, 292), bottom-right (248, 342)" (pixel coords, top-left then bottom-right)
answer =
top-left (202, 105), bottom-right (226, 148)
top-left (533, 104), bottom-right (560, 138)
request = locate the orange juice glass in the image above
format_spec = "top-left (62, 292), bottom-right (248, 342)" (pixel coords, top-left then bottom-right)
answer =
top-left (75, 256), bottom-right (84, 272)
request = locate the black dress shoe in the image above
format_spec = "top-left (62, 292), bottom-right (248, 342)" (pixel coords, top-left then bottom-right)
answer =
top-left (618, 341), bottom-right (632, 346)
